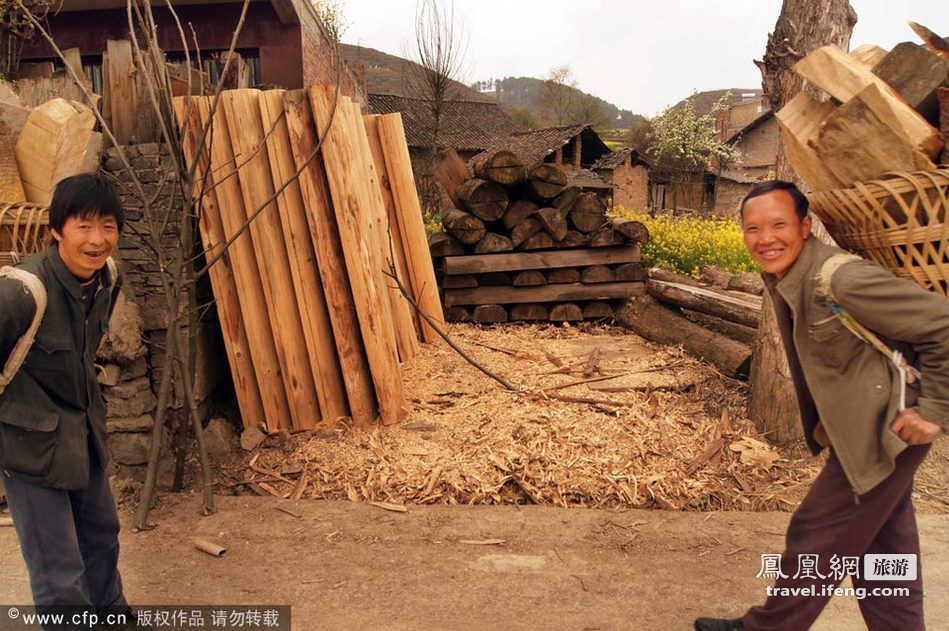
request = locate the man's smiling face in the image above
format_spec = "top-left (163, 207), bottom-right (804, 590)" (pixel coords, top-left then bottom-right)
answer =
top-left (52, 211), bottom-right (119, 280)
top-left (742, 189), bottom-right (812, 279)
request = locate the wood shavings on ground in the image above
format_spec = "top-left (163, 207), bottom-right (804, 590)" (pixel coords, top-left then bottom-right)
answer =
top-left (221, 322), bottom-right (949, 514)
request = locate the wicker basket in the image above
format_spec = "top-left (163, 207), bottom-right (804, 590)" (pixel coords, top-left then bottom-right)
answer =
top-left (808, 168), bottom-right (949, 298)
top-left (0, 202), bottom-right (49, 267)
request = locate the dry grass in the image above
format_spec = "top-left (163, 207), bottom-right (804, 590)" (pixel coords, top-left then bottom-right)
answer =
top-left (221, 322), bottom-right (949, 514)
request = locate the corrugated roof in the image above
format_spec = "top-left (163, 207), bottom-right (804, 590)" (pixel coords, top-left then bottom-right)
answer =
top-left (367, 94), bottom-right (524, 152)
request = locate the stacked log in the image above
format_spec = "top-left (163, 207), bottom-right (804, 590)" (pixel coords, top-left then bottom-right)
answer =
top-left (429, 150), bottom-right (649, 323)
top-left (174, 88), bottom-right (442, 431)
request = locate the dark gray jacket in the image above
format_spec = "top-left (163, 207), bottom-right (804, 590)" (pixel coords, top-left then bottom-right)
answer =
top-left (0, 244), bottom-right (120, 489)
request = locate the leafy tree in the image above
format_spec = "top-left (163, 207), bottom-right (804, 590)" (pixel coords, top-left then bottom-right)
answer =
top-left (569, 93), bottom-right (608, 127)
top-left (537, 65), bottom-right (576, 126)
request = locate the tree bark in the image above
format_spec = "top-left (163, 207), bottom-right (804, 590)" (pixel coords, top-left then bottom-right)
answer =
top-left (752, 0), bottom-right (856, 443)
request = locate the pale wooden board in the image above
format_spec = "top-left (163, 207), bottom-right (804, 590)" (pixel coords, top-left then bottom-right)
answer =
top-left (106, 39), bottom-right (138, 145)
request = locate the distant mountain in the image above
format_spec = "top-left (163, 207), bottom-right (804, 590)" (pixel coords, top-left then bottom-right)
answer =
top-left (472, 76), bottom-right (645, 128)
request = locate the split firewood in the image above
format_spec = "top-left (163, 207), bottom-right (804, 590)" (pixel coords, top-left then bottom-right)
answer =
top-left (559, 230), bottom-right (589, 248)
top-left (614, 263), bottom-right (647, 282)
top-left (510, 217), bottom-right (543, 248)
top-left (471, 149), bottom-right (527, 186)
top-left (909, 22), bottom-right (949, 64)
top-left (526, 163), bottom-right (568, 200)
top-left (512, 270), bottom-right (547, 287)
top-left (872, 42), bottom-right (949, 124)
top-left (520, 231), bottom-right (556, 251)
top-left (442, 208), bottom-right (486, 244)
top-left (549, 303), bottom-right (583, 322)
top-left (511, 303), bottom-right (549, 321)
top-left (474, 232), bottom-right (514, 254)
top-left (581, 265), bottom-right (615, 284)
top-left (547, 267), bottom-right (582, 284)
top-left (502, 199), bottom-right (540, 231)
top-left (849, 43), bottom-right (888, 69)
top-left (429, 232), bottom-right (465, 257)
top-left (431, 148), bottom-right (471, 206)
top-left (472, 304), bottom-right (508, 323)
top-left (533, 207), bottom-right (569, 241)
top-left (568, 192), bottom-right (607, 233)
top-left (582, 302), bottom-right (614, 320)
top-left (456, 178), bottom-right (509, 222)
top-left (610, 218), bottom-right (650, 243)
top-left (553, 186), bottom-right (581, 213)
top-left (775, 91), bottom-right (845, 192)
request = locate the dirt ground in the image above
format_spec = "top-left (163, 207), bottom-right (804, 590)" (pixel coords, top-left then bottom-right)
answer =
top-left (2, 323), bottom-right (948, 630)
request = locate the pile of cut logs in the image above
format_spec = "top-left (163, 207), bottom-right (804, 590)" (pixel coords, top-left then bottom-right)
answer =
top-left (616, 266), bottom-right (764, 379)
top-left (776, 26), bottom-right (948, 190)
top-left (429, 150), bottom-right (649, 323)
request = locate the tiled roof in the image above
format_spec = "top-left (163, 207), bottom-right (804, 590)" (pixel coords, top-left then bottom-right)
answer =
top-left (367, 94), bottom-right (524, 152)
top-left (470, 125), bottom-right (611, 169)
top-left (567, 169), bottom-right (613, 190)
top-left (591, 147), bottom-right (649, 170)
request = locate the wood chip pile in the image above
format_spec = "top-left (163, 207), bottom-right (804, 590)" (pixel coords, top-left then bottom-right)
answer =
top-left (428, 150), bottom-right (649, 324)
top-left (175, 88), bottom-right (444, 432)
top-left (230, 324), bottom-right (833, 512)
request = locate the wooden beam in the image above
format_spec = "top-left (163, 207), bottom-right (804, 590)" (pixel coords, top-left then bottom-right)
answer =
top-left (646, 279), bottom-right (761, 328)
top-left (444, 281), bottom-right (645, 306)
top-left (105, 39), bottom-right (137, 146)
top-left (283, 89), bottom-right (378, 428)
top-left (442, 244), bottom-right (641, 275)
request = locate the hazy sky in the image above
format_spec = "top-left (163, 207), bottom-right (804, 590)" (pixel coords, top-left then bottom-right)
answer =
top-left (342, 0), bottom-right (949, 117)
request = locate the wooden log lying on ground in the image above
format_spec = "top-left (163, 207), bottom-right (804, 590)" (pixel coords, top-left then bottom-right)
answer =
top-left (442, 245), bottom-right (641, 275)
top-left (473, 304), bottom-right (508, 323)
top-left (429, 232), bottom-right (465, 257)
top-left (443, 208), bottom-right (486, 244)
top-left (646, 279), bottom-right (761, 328)
top-left (534, 207), bottom-right (568, 241)
top-left (610, 218), bottom-right (649, 243)
top-left (511, 303), bottom-right (548, 321)
top-left (547, 267), bottom-right (581, 284)
top-left (445, 306), bottom-right (471, 322)
top-left (728, 272), bottom-right (765, 296)
top-left (550, 303), bottom-right (583, 322)
top-left (568, 192), bottom-right (607, 232)
top-left (474, 232), bottom-right (513, 254)
top-left (456, 178), bottom-right (508, 221)
top-left (471, 150), bottom-right (527, 186)
top-left (502, 199), bottom-right (540, 231)
top-left (616, 296), bottom-right (752, 379)
top-left (699, 265), bottom-right (733, 288)
top-left (649, 267), bottom-right (700, 286)
top-left (682, 309), bottom-right (758, 346)
top-left (582, 302), bottom-right (614, 320)
top-left (526, 163), bottom-right (567, 199)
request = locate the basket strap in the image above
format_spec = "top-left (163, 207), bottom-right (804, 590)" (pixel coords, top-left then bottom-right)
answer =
top-left (0, 267), bottom-right (47, 395)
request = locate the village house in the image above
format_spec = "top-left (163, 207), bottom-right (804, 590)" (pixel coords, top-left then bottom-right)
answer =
top-left (591, 148), bottom-right (650, 211)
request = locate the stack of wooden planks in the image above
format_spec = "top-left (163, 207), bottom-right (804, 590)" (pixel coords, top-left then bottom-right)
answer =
top-left (776, 39), bottom-right (947, 191)
top-left (174, 87), bottom-right (442, 432)
top-left (430, 150), bottom-right (650, 323)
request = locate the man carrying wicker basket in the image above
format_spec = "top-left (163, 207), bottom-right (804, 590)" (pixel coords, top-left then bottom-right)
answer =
top-left (695, 181), bottom-right (948, 631)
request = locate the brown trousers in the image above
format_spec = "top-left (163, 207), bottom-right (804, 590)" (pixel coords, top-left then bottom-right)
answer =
top-left (743, 443), bottom-right (930, 631)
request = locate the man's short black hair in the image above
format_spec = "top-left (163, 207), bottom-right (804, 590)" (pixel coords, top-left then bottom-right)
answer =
top-left (740, 180), bottom-right (809, 221)
top-left (49, 174), bottom-right (125, 240)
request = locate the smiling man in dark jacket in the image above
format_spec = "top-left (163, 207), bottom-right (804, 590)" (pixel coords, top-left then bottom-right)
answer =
top-left (0, 174), bottom-right (128, 623)
top-left (695, 181), bottom-right (948, 631)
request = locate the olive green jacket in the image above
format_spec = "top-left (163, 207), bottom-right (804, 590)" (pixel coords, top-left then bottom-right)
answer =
top-left (0, 245), bottom-right (120, 489)
top-left (765, 238), bottom-right (949, 495)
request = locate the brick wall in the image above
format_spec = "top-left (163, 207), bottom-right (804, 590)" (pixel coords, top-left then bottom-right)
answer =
top-left (607, 164), bottom-right (649, 211)
top-left (713, 179), bottom-right (752, 218)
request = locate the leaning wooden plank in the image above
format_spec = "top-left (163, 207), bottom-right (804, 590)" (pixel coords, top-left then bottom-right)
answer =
top-left (172, 97), bottom-right (266, 430)
top-left (361, 111), bottom-right (420, 361)
top-left (646, 279), bottom-right (761, 328)
top-left (15, 98), bottom-right (101, 204)
top-left (62, 48), bottom-right (83, 81)
top-left (795, 44), bottom-right (943, 159)
top-left (444, 281), bottom-right (646, 306)
top-left (377, 112), bottom-right (447, 343)
top-left (811, 83), bottom-right (938, 186)
top-left (774, 92), bottom-right (844, 192)
top-left (283, 89), bottom-right (378, 428)
top-left (258, 89), bottom-right (349, 421)
top-left (220, 89), bottom-right (323, 430)
top-left (310, 86), bottom-right (403, 426)
top-left (443, 244), bottom-right (641, 275)
top-left (192, 96), bottom-right (293, 431)
top-left (106, 39), bottom-right (138, 146)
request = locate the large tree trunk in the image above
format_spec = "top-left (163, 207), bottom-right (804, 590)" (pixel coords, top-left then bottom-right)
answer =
top-left (751, 0), bottom-right (856, 443)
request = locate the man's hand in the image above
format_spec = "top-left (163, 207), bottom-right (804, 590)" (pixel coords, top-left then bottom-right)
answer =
top-left (890, 408), bottom-right (944, 445)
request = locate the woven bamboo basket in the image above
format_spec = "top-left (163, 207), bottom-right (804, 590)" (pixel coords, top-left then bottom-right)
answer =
top-left (0, 202), bottom-right (50, 267)
top-left (808, 168), bottom-right (949, 298)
